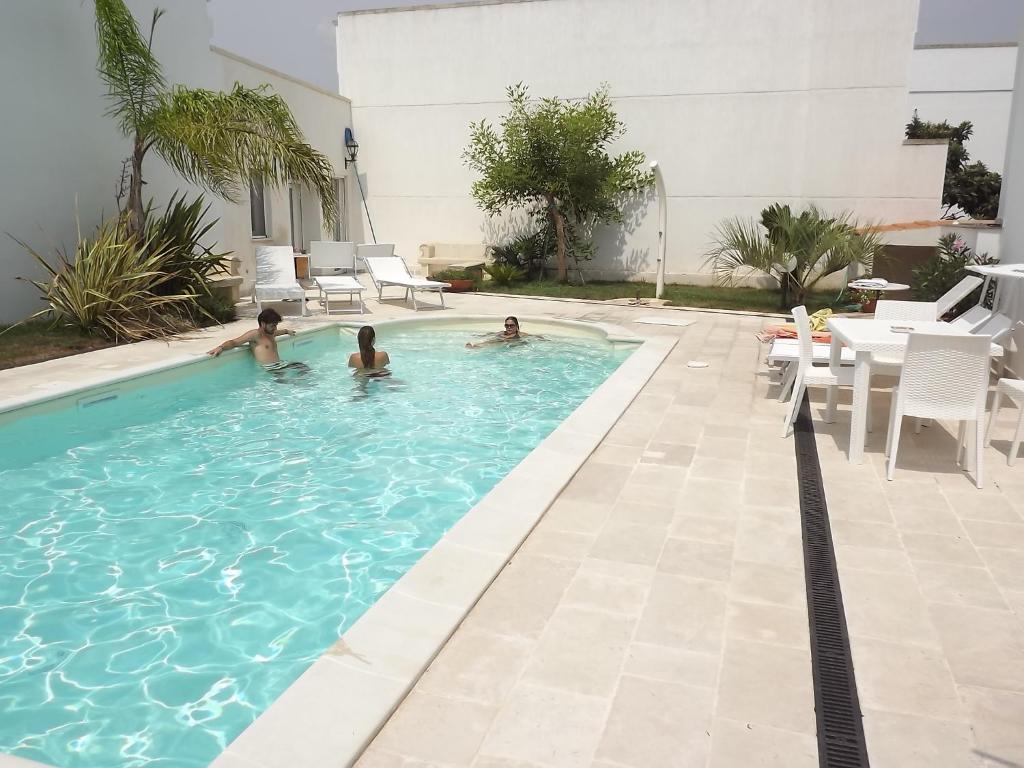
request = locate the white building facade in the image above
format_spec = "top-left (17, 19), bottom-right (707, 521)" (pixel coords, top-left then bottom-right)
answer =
top-left (993, 32), bottom-right (1024, 376)
top-left (0, 0), bottom-right (354, 324)
top-left (338, 0), bottom-right (947, 284)
top-left (908, 43), bottom-right (1018, 173)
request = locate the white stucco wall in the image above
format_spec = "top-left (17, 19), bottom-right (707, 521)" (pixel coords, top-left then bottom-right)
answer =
top-left (908, 44), bottom-right (1018, 172)
top-left (213, 48), bottom-right (354, 296)
top-left (0, 0), bottom-right (220, 324)
top-left (338, 0), bottom-right (946, 283)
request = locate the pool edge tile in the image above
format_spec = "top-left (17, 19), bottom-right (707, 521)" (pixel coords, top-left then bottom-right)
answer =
top-left (215, 659), bottom-right (408, 768)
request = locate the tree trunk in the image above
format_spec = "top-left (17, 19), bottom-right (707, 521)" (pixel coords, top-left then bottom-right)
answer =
top-left (789, 276), bottom-right (807, 308)
top-left (780, 271), bottom-right (804, 310)
top-left (547, 195), bottom-right (567, 283)
top-left (126, 133), bottom-right (146, 241)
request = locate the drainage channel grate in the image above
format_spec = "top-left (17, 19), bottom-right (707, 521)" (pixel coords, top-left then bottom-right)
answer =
top-left (793, 394), bottom-right (871, 768)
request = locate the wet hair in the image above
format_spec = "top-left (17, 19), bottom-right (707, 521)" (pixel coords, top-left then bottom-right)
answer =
top-left (504, 316), bottom-right (519, 333)
top-left (357, 325), bottom-right (376, 369)
top-left (257, 308), bottom-right (282, 326)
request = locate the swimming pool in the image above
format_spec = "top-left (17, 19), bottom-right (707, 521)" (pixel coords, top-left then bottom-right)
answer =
top-left (0, 323), bottom-right (634, 768)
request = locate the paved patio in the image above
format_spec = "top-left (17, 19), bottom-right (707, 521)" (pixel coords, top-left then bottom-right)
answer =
top-left (3, 287), bottom-right (1023, 768)
top-left (330, 294), bottom-right (1023, 768)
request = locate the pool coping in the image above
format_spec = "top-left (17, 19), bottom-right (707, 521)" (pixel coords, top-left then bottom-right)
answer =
top-left (0, 315), bottom-right (675, 768)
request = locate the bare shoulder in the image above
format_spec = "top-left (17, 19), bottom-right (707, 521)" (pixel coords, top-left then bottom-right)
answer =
top-left (347, 352), bottom-right (359, 367)
top-left (377, 350), bottom-right (390, 365)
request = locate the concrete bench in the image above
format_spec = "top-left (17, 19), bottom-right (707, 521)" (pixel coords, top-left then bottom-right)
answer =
top-left (417, 243), bottom-right (489, 278)
top-left (209, 258), bottom-right (244, 303)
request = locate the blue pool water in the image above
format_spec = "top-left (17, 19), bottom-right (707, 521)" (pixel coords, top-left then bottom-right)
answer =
top-left (0, 325), bottom-right (632, 768)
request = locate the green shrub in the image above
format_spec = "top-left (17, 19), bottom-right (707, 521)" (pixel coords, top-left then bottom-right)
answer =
top-left (905, 113), bottom-right (1001, 219)
top-left (484, 263), bottom-right (527, 286)
top-left (490, 226), bottom-right (592, 281)
top-left (16, 193), bottom-right (234, 340)
top-left (17, 217), bottom-right (198, 341)
top-left (432, 267), bottom-right (474, 281)
top-left (912, 233), bottom-right (994, 315)
top-left (197, 291), bottom-right (238, 325)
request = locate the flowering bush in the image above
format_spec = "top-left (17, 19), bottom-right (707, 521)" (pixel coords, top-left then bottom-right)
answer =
top-left (912, 233), bottom-right (994, 316)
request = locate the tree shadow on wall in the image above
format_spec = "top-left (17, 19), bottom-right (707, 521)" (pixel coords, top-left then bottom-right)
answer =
top-left (590, 187), bottom-right (655, 277)
top-left (479, 212), bottom-right (534, 248)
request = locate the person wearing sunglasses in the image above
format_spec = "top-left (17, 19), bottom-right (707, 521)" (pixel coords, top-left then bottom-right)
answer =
top-left (466, 316), bottom-right (541, 348)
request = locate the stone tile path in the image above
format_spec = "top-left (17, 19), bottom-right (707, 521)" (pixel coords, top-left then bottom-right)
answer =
top-left (355, 307), bottom-right (821, 768)
top-left (353, 297), bottom-right (1024, 768)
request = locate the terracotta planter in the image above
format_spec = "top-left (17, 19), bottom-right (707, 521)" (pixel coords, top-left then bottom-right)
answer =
top-left (444, 278), bottom-right (476, 293)
top-left (860, 298), bottom-right (877, 313)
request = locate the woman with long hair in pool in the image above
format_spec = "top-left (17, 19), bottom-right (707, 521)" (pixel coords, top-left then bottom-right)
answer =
top-left (348, 325), bottom-right (392, 378)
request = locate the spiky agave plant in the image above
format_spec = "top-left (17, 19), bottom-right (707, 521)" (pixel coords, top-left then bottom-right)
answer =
top-left (94, 0), bottom-right (337, 238)
top-left (143, 192), bottom-right (230, 301)
top-left (15, 218), bottom-right (200, 342)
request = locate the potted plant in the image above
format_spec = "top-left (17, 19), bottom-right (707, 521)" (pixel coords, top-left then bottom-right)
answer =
top-left (849, 288), bottom-right (876, 313)
top-left (433, 267), bottom-right (477, 293)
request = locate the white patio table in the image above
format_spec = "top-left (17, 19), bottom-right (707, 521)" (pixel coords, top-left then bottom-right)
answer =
top-left (968, 262), bottom-right (1024, 321)
top-left (825, 317), bottom-right (973, 463)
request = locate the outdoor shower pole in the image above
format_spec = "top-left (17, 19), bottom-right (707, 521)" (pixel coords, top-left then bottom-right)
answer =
top-left (651, 160), bottom-right (667, 299)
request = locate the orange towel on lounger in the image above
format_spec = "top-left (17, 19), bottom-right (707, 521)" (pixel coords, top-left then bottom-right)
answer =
top-left (756, 325), bottom-right (832, 344)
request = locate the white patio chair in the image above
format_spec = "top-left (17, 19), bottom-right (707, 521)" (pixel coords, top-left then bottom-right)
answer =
top-left (986, 378), bottom-right (1024, 466)
top-left (948, 305), bottom-right (993, 332)
top-left (768, 339), bottom-right (854, 402)
top-left (253, 245), bottom-right (307, 316)
top-left (869, 300), bottom-right (939, 373)
top-left (973, 312), bottom-right (1017, 344)
top-left (781, 306), bottom-right (858, 438)
top-left (360, 252), bottom-right (451, 310)
top-left (308, 242), bottom-right (364, 314)
top-left (884, 333), bottom-right (991, 487)
top-left (935, 275), bottom-right (983, 317)
top-left (879, 312), bottom-right (1015, 432)
top-left (972, 313), bottom-right (1020, 376)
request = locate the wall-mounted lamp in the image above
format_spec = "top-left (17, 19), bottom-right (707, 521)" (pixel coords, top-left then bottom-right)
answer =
top-left (344, 127), bottom-right (359, 168)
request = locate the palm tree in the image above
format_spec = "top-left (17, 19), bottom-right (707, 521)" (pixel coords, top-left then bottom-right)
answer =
top-left (704, 204), bottom-right (884, 309)
top-left (95, 0), bottom-right (337, 239)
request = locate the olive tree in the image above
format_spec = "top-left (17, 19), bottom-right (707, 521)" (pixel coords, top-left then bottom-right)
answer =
top-left (464, 84), bottom-right (652, 282)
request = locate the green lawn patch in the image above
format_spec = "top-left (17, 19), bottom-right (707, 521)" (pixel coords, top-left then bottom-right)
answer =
top-left (484, 280), bottom-right (835, 314)
top-left (0, 322), bottom-right (115, 370)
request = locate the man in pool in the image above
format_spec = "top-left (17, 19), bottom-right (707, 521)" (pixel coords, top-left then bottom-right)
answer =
top-left (465, 316), bottom-right (540, 348)
top-left (207, 308), bottom-right (309, 374)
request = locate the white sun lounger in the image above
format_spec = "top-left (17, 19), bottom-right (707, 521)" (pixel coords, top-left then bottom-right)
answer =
top-left (254, 245), bottom-right (307, 316)
top-left (309, 242), bottom-right (365, 314)
top-left (935, 275), bottom-right (984, 317)
top-left (360, 249), bottom-right (450, 310)
top-left (314, 276), bottom-right (365, 314)
top-left (309, 241), bottom-right (357, 275)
